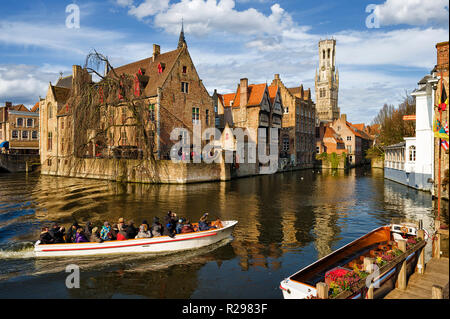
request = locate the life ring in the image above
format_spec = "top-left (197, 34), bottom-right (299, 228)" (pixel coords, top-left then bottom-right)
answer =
top-left (400, 226), bottom-right (409, 234)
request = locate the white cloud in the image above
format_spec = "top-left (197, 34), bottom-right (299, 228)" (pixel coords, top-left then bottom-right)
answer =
top-left (0, 21), bottom-right (126, 56)
top-left (372, 0), bottom-right (449, 27)
top-left (128, 0), bottom-right (170, 20)
top-left (0, 64), bottom-right (60, 106)
top-left (124, 0), bottom-right (294, 36)
top-left (335, 27), bottom-right (448, 68)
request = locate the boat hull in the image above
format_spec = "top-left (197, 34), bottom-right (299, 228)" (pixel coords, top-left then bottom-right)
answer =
top-left (34, 220), bottom-right (238, 257)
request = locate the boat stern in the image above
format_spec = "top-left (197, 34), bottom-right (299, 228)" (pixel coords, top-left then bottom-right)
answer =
top-left (279, 278), bottom-right (316, 299)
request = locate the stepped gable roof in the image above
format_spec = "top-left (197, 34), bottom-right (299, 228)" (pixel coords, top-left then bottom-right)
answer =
top-left (55, 75), bottom-right (73, 89)
top-left (233, 83), bottom-right (267, 107)
top-left (110, 47), bottom-right (183, 97)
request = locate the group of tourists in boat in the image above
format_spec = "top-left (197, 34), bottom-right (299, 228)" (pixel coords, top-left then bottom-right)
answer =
top-left (38, 211), bottom-right (222, 245)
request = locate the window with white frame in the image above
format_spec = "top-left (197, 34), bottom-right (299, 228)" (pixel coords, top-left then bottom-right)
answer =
top-left (27, 118), bottom-right (33, 127)
top-left (17, 118), bottom-right (23, 127)
top-left (12, 130), bottom-right (18, 139)
top-left (32, 131), bottom-right (38, 140)
top-left (22, 130), bottom-right (28, 139)
top-left (192, 107), bottom-right (200, 124)
top-left (409, 146), bottom-right (416, 162)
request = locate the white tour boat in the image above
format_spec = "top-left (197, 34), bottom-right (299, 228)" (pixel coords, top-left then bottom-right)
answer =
top-left (34, 220), bottom-right (238, 257)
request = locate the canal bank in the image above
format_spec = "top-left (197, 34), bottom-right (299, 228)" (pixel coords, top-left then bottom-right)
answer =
top-left (0, 167), bottom-right (446, 298)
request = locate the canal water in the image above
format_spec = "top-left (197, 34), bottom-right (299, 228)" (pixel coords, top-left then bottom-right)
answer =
top-left (0, 168), bottom-right (445, 298)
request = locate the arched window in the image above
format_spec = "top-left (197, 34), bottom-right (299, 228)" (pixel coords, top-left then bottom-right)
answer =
top-left (47, 103), bottom-right (53, 119)
top-left (327, 49), bottom-right (330, 58)
top-left (409, 146), bottom-right (416, 162)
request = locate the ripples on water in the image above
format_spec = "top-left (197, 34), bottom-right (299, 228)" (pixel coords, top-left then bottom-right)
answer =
top-left (0, 168), bottom-right (445, 298)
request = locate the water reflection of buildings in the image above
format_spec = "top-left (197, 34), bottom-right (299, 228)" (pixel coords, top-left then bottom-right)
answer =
top-left (383, 179), bottom-right (434, 260)
top-left (311, 169), bottom-right (355, 258)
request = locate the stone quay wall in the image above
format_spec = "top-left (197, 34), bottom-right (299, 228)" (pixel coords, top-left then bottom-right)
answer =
top-left (41, 156), bottom-right (233, 184)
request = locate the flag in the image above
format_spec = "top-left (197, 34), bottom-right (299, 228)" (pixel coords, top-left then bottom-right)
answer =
top-left (442, 140), bottom-right (449, 151)
top-left (439, 83), bottom-right (448, 112)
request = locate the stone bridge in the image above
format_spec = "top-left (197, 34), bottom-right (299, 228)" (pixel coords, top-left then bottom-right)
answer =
top-left (0, 154), bottom-right (40, 173)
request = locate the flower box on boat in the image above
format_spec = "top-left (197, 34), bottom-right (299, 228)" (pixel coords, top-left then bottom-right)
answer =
top-left (34, 220), bottom-right (238, 257)
top-left (279, 223), bottom-right (426, 299)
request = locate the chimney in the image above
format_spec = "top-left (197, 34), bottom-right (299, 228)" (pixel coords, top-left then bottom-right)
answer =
top-left (240, 78), bottom-right (248, 108)
top-left (341, 114), bottom-right (347, 122)
top-left (274, 74), bottom-right (280, 80)
top-left (153, 44), bottom-right (160, 62)
top-left (72, 65), bottom-right (82, 95)
top-left (5, 101), bottom-right (12, 108)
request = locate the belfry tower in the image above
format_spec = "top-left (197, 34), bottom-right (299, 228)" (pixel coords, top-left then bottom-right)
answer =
top-left (315, 39), bottom-right (340, 123)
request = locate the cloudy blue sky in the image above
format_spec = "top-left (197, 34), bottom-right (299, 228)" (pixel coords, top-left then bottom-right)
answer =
top-left (0, 0), bottom-right (448, 124)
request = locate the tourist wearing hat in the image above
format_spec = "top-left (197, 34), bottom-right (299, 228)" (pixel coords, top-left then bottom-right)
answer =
top-left (90, 226), bottom-right (103, 243)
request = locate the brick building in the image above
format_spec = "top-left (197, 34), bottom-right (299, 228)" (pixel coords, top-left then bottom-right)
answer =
top-left (39, 74), bottom-right (73, 169)
top-left (325, 114), bottom-right (373, 166)
top-left (40, 27), bottom-right (215, 174)
top-left (315, 124), bottom-right (346, 155)
top-left (270, 74), bottom-right (316, 168)
top-left (0, 102), bottom-right (39, 154)
top-left (433, 41), bottom-right (449, 201)
top-left (212, 78), bottom-right (282, 173)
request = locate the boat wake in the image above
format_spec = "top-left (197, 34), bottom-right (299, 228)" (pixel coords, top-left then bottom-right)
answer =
top-left (0, 242), bottom-right (35, 259)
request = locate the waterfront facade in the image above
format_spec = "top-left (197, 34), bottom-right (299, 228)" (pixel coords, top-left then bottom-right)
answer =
top-left (38, 30), bottom-right (226, 183)
top-left (213, 78), bottom-right (282, 175)
top-left (384, 72), bottom-right (438, 192)
top-left (270, 74), bottom-right (316, 168)
top-left (315, 124), bottom-right (346, 155)
top-left (329, 114), bottom-right (372, 166)
top-left (315, 39), bottom-right (340, 123)
top-left (0, 102), bottom-right (39, 154)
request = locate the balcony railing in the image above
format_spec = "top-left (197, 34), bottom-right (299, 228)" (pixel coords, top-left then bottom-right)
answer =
top-left (384, 160), bottom-right (405, 170)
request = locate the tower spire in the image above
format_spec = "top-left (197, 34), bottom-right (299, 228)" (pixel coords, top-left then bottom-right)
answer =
top-left (178, 18), bottom-right (186, 49)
